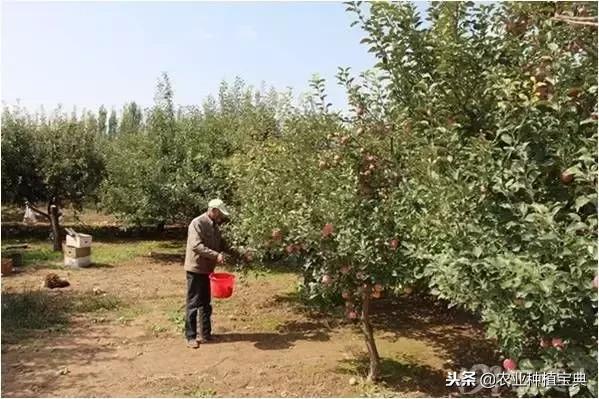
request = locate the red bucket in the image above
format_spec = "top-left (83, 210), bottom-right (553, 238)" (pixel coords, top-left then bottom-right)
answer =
top-left (209, 272), bottom-right (236, 299)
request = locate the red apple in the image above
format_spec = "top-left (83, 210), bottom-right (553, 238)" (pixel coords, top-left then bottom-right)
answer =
top-left (389, 239), bottom-right (400, 251)
top-left (560, 171), bottom-right (574, 185)
top-left (340, 265), bottom-right (351, 275)
top-left (285, 244), bottom-right (296, 254)
top-left (551, 337), bottom-right (564, 350)
top-left (321, 223), bottom-right (334, 238)
top-left (567, 87), bottom-right (582, 98)
top-left (322, 274), bottom-right (333, 285)
top-left (534, 84), bottom-right (551, 100)
top-left (503, 358), bottom-right (517, 371)
top-left (593, 275), bottom-right (598, 289)
top-left (347, 310), bottom-right (358, 320)
top-left (341, 291), bottom-right (350, 300)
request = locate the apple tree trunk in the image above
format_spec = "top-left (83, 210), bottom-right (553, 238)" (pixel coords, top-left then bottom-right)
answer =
top-left (26, 201), bottom-right (63, 252)
top-left (49, 204), bottom-right (63, 251)
top-left (361, 285), bottom-right (380, 382)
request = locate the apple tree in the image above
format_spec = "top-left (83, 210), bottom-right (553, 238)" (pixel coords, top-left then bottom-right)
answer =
top-left (228, 73), bottom-right (410, 381)
top-left (345, 0), bottom-right (597, 395)
top-left (1, 105), bottom-right (105, 250)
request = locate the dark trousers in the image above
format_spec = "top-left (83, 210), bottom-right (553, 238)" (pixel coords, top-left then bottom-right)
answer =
top-left (185, 272), bottom-right (212, 340)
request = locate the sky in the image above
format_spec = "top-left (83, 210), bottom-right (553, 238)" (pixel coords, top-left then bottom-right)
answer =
top-left (1, 1), bottom-right (427, 114)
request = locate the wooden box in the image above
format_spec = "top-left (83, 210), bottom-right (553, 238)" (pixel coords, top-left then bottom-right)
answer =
top-left (65, 233), bottom-right (92, 248)
top-left (64, 256), bottom-right (91, 268)
top-left (1, 258), bottom-right (13, 275)
top-left (63, 245), bottom-right (91, 258)
top-left (3, 252), bottom-right (23, 267)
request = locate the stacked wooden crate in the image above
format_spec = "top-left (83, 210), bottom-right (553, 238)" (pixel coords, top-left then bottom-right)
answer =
top-left (1, 258), bottom-right (13, 276)
top-left (1, 244), bottom-right (27, 276)
top-left (64, 230), bottom-right (92, 267)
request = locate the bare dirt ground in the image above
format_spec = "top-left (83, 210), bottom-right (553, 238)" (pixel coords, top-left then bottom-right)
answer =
top-left (1, 246), bottom-right (499, 397)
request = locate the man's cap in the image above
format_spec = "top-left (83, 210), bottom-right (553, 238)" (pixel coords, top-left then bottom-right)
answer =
top-left (208, 198), bottom-right (230, 217)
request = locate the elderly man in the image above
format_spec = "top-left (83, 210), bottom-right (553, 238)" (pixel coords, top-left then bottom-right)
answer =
top-left (184, 198), bottom-right (237, 349)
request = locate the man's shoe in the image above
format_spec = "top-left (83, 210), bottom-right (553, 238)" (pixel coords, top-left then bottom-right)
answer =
top-left (187, 339), bottom-right (199, 349)
top-left (198, 335), bottom-right (217, 344)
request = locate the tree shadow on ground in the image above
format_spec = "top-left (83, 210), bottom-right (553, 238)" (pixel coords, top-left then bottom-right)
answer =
top-left (85, 263), bottom-right (115, 269)
top-left (274, 291), bottom-right (500, 392)
top-left (369, 295), bottom-right (499, 370)
top-left (217, 319), bottom-right (330, 350)
top-left (336, 356), bottom-right (449, 396)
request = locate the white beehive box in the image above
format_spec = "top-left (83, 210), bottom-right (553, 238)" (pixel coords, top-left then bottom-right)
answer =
top-left (64, 255), bottom-right (91, 268)
top-left (66, 233), bottom-right (92, 248)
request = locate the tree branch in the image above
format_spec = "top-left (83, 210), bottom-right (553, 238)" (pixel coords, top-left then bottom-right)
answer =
top-left (25, 201), bottom-right (50, 220)
top-left (552, 14), bottom-right (598, 27)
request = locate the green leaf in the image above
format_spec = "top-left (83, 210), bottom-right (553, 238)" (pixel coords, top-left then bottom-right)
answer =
top-left (569, 384), bottom-right (580, 397)
top-left (500, 134), bottom-right (513, 145)
top-left (519, 358), bottom-right (534, 371)
top-left (575, 195), bottom-right (595, 212)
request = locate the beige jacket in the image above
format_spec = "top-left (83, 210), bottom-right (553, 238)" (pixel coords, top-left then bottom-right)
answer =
top-left (184, 213), bottom-right (225, 274)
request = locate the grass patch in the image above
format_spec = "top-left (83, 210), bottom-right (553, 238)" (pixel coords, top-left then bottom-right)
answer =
top-left (255, 315), bottom-right (286, 332)
top-left (115, 304), bottom-right (147, 325)
top-left (1, 290), bottom-right (69, 332)
top-left (91, 240), bottom-right (185, 264)
top-left (1, 239), bottom-right (185, 269)
top-left (168, 306), bottom-right (185, 332)
top-left (1, 289), bottom-right (121, 341)
top-left (22, 245), bottom-right (63, 267)
top-left (72, 290), bottom-right (121, 312)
